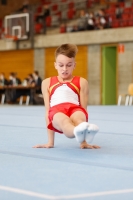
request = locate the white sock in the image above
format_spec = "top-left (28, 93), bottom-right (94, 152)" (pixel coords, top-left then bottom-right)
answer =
top-left (73, 122), bottom-right (88, 143)
top-left (85, 124), bottom-right (99, 143)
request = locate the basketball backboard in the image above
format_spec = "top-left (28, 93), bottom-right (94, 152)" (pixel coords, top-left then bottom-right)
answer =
top-left (4, 13), bottom-right (29, 40)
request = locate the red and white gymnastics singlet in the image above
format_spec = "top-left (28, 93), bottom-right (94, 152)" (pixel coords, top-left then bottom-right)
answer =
top-left (48, 76), bottom-right (88, 133)
top-left (49, 76), bottom-right (80, 107)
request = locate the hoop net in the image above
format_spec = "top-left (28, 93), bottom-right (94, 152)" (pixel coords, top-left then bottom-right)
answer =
top-left (4, 34), bottom-right (18, 49)
top-left (4, 34), bottom-right (18, 41)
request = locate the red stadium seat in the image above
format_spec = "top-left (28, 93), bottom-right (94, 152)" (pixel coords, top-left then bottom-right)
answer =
top-left (120, 20), bottom-right (128, 27)
top-left (60, 24), bottom-right (66, 33)
top-left (105, 8), bottom-right (116, 15)
top-left (122, 13), bottom-right (130, 20)
top-left (112, 20), bottom-right (120, 28)
top-left (128, 20), bottom-right (133, 26)
top-left (46, 16), bottom-right (52, 27)
top-left (68, 2), bottom-right (74, 9)
top-left (109, 3), bottom-right (117, 9)
top-left (67, 9), bottom-right (75, 19)
top-left (34, 23), bottom-right (43, 34)
top-left (129, 14), bottom-right (133, 20)
top-left (37, 6), bottom-right (42, 14)
top-left (94, 0), bottom-right (100, 3)
top-left (41, 0), bottom-right (51, 5)
top-left (123, 7), bottom-right (132, 14)
top-left (52, 4), bottom-right (58, 12)
top-left (0, 18), bottom-right (2, 28)
top-left (119, 2), bottom-right (125, 8)
top-left (86, 0), bottom-right (93, 8)
top-left (40, 0), bottom-right (47, 5)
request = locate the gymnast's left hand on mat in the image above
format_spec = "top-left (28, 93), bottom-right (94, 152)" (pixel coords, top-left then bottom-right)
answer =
top-left (33, 143), bottom-right (54, 148)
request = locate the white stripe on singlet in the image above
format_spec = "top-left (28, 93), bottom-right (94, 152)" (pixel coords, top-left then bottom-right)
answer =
top-left (50, 84), bottom-right (79, 107)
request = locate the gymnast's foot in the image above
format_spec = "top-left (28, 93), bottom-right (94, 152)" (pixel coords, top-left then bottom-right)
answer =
top-left (85, 123), bottom-right (99, 143)
top-left (74, 122), bottom-right (88, 143)
top-left (80, 141), bottom-right (100, 149)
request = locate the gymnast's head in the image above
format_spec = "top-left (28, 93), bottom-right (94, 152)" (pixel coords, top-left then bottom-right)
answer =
top-left (55, 44), bottom-right (78, 59)
top-left (54, 44), bottom-right (78, 75)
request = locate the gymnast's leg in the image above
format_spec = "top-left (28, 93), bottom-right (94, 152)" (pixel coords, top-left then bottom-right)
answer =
top-left (52, 111), bottom-right (88, 143)
top-left (70, 111), bottom-right (100, 149)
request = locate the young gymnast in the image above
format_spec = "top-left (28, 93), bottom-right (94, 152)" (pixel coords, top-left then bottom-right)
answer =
top-left (33, 44), bottom-right (100, 149)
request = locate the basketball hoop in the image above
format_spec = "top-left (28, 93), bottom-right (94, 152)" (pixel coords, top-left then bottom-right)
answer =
top-left (4, 13), bottom-right (29, 41)
top-left (4, 34), bottom-right (18, 41)
top-left (4, 34), bottom-right (18, 49)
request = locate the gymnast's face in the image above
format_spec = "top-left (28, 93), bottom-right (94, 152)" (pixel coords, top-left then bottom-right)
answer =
top-left (54, 54), bottom-right (76, 80)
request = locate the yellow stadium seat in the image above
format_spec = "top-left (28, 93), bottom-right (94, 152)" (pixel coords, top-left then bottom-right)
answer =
top-left (118, 83), bottom-right (133, 106)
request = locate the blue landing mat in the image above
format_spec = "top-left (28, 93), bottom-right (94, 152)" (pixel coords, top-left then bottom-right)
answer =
top-left (0, 105), bottom-right (133, 200)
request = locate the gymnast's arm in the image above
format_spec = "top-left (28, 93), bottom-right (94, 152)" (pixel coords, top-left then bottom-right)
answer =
top-left (33, 78), bottom-right (55, 148)
top-left (80, 77), bottom-right (89, 111)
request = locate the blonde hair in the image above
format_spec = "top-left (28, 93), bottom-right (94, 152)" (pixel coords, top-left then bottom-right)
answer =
top-left (55, 44), bottom-right (78, 58)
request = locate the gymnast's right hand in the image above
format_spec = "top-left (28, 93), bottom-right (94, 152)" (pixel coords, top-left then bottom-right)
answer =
top-left (32, 143), bottom-right (54, 148)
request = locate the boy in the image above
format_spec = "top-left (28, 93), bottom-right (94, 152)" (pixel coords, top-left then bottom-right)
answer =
top-left (33, 44), bottom-right (100, 149)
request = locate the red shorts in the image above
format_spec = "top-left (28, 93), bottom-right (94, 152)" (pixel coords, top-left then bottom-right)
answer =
top-left (48, 103), bottom-right (88, 133)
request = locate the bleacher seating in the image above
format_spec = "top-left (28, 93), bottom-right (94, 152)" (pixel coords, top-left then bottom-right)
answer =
top-left (0, 0), bottom-right (133, 39)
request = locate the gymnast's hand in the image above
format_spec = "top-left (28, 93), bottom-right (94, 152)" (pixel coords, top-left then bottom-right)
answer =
top-left (32, 143), bottom-right (54, 148)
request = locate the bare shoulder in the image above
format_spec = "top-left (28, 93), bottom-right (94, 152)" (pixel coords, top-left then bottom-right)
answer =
top-left (41, 78), bottom-right (50, 90)
top-left (42, 78), bottom-right (50, 86)
top-left (80, 77), bottom-right (89, 88)
top-left (41, 78), bottom-right (51, 96)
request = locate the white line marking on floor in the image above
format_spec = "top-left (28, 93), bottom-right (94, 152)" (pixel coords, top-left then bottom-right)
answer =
top-left (0, 185), bottom-right (133, 199)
